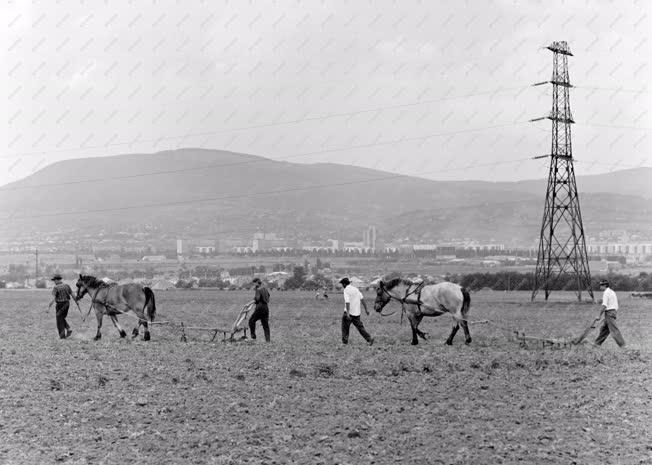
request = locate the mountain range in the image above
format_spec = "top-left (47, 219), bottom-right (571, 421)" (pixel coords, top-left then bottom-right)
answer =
top-left (1, 148), bottom-right (650, 245)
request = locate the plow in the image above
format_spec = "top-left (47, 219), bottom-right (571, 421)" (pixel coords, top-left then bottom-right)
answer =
top-left (178, 301), bottom-right (255, 343)
top-left (464, 311), bottom-right (605, 349)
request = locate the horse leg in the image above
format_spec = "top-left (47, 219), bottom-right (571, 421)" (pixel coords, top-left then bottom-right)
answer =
top-left (133, 309), bottom-right (151, 341)
top-left (109, 314), bottom-right (127, 338)
top-left (446, 322), bottom-right (460, 345)
top-left (461, 320), bottom-right (472, 345)
top-left (94, 310), bottom-right (103, 341)
top-left (132, 321), bottom-right (140, 339)
top-left (414, 314), bottom-right (427, 340)
top-left (407, 312), bottom-right (420, 345)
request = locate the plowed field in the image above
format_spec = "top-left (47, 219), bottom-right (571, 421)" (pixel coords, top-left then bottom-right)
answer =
top-left (1, 290), bottom-right (650, 464)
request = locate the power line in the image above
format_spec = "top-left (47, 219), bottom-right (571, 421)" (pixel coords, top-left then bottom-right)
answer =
top-left (574, 85), bottom-right (651, 94)
top-left (0, 121), bottom-right (529, 192)
top-left (0, 86), bottom-right (529, 161)
top-left (576, 123), bottom-right (652, 131)
top-left (0, 156), bottom-right (532, 220)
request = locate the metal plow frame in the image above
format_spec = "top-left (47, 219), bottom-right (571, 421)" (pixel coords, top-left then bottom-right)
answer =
top-left (179, 301), bottom-right (255, 343)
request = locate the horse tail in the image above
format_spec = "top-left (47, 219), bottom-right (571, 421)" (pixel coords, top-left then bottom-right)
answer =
top-left (460, 287), bottom-right (471, 318)
top-left (143, 287), bottom-right (156, 322)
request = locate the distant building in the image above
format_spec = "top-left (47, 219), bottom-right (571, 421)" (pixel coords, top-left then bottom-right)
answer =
top-left (216, 238), bottom-right (246, 253)
top-left (327, 239), bottom-right (340, 250)
top-left (252, 233), bottom-right (296, 252)
top-left (193, 239), bottom-right (217, 255)
top-left (437, 246), bottom-right (456, 257)
top-left (194, 245), bottom-right (216, 254)
top-left (587, 241), bottom-right (652, 261)
top-left (462, 243), bottom-right (505, 252)
top-left (141, 255), bottom-right (167, 262)
top-left (363, 226), bottom-right (377, 251)
top-left (176, 239), bottom-right (191, 255)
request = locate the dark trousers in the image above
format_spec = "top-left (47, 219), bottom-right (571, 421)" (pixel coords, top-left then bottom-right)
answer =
top-left (55, 301), bottom-right (71, 338)
top-left (249, 306), bottom-right (270, 342)
top-left (341, 313), bottom-right (371, 344)
top-left (595, 310), bottom-right (626, 347)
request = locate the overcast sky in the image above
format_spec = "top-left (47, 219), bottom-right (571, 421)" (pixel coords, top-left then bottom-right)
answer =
top-left (2, 0), bottom-right (650, 187)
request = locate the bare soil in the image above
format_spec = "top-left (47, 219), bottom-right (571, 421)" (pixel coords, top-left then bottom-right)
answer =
top-left (0, 290), bottom-right (650, 464)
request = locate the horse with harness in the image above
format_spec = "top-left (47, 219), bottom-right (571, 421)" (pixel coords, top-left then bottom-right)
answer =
top-left (373, 277), bottom-right (472, 346)
top-left (75, 274), bottom-right (157, 341)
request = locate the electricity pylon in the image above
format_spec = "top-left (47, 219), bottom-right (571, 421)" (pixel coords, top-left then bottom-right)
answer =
top-left (531, 41), bottom-right (594, 302)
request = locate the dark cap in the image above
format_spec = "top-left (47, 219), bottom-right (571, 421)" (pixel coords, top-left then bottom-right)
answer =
top-left (252, 277), bottom-right (262, 284)
top-left (339, 277), bottom-right (350, 286)
top-left (51, 274), bottom-right (62, 281)
top-left (598, 279), bottom-right (609, 287)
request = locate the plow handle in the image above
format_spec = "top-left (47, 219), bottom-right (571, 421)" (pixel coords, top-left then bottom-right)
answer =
top-left (572, 309), bottom-right (604, 345)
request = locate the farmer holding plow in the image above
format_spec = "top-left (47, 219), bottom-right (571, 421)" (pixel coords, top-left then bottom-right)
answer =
top-left (249, 278), bottom-right (271, 342)
top-left (594, 279), bottom-right (626, 348)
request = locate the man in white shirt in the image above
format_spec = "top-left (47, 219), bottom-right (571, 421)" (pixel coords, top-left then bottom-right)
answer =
top-left (594, 279), bottom-right (626, 347)
top-left (339, 277), bottom-right (374, 346)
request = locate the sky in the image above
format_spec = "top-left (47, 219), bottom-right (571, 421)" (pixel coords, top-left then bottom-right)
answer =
top-left (2, 0), bottom-right (650, 187)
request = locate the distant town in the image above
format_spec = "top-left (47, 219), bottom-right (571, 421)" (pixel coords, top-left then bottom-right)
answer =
top-left (1, 225), bottom-right (651, 291)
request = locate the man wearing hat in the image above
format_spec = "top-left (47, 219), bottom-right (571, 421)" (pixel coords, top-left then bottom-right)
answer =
top-left (339, 277), bottom-right (374, 346)
top-left (249, 277), bottom-right (271, 342)
top-left (594, 279), bottom-right (626, 347)
top-left (47, 274), bottom-right (77, 339)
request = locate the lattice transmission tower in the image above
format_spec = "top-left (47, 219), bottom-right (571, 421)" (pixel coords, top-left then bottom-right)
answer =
top-left (531, 41), bottom-right (594, 302)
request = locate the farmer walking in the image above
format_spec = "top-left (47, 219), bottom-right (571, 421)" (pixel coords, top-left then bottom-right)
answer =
top-left (594, 279), bottom-right (626, 348)
top-left (47, 274), bottom-right (76, 339)
top-left (339, 277), bottom-right (374, 346)
top-left (249, 278), bottom-right (271, 342)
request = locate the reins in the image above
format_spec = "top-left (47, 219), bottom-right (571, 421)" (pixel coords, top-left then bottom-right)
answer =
top-left (82, 287), bottom-right (101, 322)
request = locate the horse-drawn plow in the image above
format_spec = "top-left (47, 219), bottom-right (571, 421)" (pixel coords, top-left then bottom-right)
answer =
top-left (464, 319), bottom-right (575, 349)
top-left (467, 308), bottom-right (605, 349)
top-left (77, 293), bottom-right (256, 343)
top-left (178, 301), bottom-right (255, 343)
top-left (373, 277), bottom-right (600, 349)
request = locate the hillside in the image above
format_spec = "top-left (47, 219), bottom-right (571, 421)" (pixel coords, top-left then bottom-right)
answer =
top-left (0, 148), bottom-right (650, 243)
top-left (383, 193), bottom-right (652, 245)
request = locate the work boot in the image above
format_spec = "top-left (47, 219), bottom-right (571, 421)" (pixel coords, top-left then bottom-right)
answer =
top-left (66, 329), bottom-right (73, 338)
top-left (368, 337), bottom-right (375, 346)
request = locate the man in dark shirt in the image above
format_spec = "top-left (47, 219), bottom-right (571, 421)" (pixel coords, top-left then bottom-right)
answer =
top-left (47, 274), bottom-right (76, 339)
top-left (248, 278), bottom-right (271, 342)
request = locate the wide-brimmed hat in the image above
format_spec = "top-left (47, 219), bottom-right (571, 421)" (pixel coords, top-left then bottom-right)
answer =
top-left (598, 279), bottom-right (609, 287)
top-left (252, 277), bottom-right (262, 284)
top-left (339, 277), bottom-right (350, 286)
top-left (51, 274), bottom-right (62, 281)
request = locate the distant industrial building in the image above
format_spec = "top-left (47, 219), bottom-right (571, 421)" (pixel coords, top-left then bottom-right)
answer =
top-left (363, 226), bottom-right (377, 251)
top-left (587, 242), bottom-right (652, 261)
top-left (176, 239), bottom-right (189, 256)
top-left (252, 233), bottom-right (297, 252)
top-left (194, 245), bottom-right (216, 254)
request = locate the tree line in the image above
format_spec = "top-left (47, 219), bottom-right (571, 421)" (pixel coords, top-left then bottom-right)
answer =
top-left (450, 271), bottom-right (652, 292)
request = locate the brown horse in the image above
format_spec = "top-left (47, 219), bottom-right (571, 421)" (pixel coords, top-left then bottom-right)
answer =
top-left (373, 277), bottom-right (471, 346)
top-left (75, 274), bottom-right (157, 341)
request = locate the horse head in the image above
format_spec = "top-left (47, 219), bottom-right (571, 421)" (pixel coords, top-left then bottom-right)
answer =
top-left (75, 274), bottom-right (100, 300)
top-left (371, 279), bottom-right (391, 312)
top-left (373, 277), bottom-right (411, 312)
